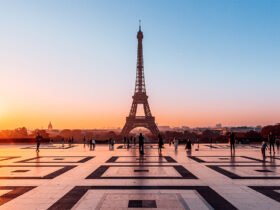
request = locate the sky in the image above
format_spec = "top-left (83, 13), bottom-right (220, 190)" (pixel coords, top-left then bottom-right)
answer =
top-left (0, 0), bottom-right (280, 129)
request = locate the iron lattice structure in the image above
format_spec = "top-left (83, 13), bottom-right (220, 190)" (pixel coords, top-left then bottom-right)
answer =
top-left (121, 25), bottom-right (159, 137)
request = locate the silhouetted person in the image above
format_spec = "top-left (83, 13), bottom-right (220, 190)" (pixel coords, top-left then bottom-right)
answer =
top-left (229, 132), bottom-right (235, 155)
top-left (261, 140), bottom-right (268, 161)
top-left (62, 137), bottom-right (65, 148)
top-left (108, 138), bottom-right (112, 150)
top-left (196, 138), bottom-right (200, 151)
top-left (92, 139), bottom-right (96, 150)
top-left (174, 137), bottom-right (179, 151)
top-left (130, 136), bottom-right (133, 147)
top-left (158, 134), bottom-right (164, 155)
top-left (35, 133), bottom-right (42, 153)
top-left (134, 137), bottom-right (136, 145)
top-left (276, 137), bottom-right (280, 151)
top-left (83, 136), bottom-right (86, 147)
top-left (109, 138), bottom-right (114, 150)
top-left (124, 137), bottom-right (127, 148)
top-left (139, 133), bottom-right (144, 155)
top-left (68, 138), bottom-right (71, 147)
top-left (268, 132), bottom-right (275, 154)
top-left (111, 138), bottom-right (115, 150)
top-left (127, 136), bottom-right (130, 149)
top-left (89, 139), bottom-right (93, 150)
top-left (185, 139), bottom-right (192, 151)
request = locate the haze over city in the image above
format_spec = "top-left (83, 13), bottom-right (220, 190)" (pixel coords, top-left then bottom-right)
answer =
top-left (1, 0), bottom-right (280, 130)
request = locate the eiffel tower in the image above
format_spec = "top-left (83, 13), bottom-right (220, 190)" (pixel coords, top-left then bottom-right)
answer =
top-left (121, 23), bottom-right (159, 137)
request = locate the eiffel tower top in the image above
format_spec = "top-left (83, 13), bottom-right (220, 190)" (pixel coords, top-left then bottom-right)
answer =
top-left (134, 21), bottom-right (146, 94)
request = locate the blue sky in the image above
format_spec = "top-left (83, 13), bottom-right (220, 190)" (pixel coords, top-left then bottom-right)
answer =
top-left (0, 0), bottom-right (279, 129)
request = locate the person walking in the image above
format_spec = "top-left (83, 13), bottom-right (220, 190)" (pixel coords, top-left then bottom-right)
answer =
top-left (174, 137), bottom-right (179, 151)
top-left (158, 134), bottom-right (164, 155)
top-left (92, 139), bottom-right (96, 150)
top-left (261, 140), bottom-right (268, 160)
top-left (268, 132), bottom-right (275, 154)
top-left (229, 132), bottom-right (235, 155)
top-left (139, 133), bottom-right (144, 155)
top-left (35, 133), bottom-right (42, 153)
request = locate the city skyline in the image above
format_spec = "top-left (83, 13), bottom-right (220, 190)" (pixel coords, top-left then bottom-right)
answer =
top-left (1, 0), bottom-right (280, 129)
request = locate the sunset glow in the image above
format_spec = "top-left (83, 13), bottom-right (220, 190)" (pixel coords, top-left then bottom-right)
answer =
top-left (0, 0), bottom-right (280, 129)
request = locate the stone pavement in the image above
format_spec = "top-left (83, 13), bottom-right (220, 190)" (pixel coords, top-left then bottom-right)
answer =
top-left (0, 143), bottom-right (279, 210)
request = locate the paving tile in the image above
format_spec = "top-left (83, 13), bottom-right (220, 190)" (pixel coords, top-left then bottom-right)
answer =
top-left (0, 143), bottom-right (279, 210)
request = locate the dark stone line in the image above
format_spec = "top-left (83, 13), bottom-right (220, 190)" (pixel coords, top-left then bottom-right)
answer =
top-left (47, 186), bottom-right (237, 210)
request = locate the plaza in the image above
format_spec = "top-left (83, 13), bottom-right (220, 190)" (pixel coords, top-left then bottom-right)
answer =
top-left (0, 143), bottom-right (279, 209)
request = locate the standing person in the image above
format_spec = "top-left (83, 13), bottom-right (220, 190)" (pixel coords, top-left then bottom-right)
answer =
top-left (62, 137), bottom-right (65, 148)
top-left (185, 139), bottom-right (192, 151)
top-left (139, 133), bottom-right (144, 155)
top-left (92, 139), bottom-right (96, 150)
top-left (134, 137), bottom-right (136, 146)
top-left (108, 138), bottom-right (112, 150)
top-left (89, 139), bottom-right (93, 150)
top-left (124, 137), bottom-right (127, 148)
top-left (35, 133), bottom-right (42, 153)
top-left (158, 134), bottom-right (164, 155)
top-left (174, 137), bottom-right (179, 151)
top-left (127, 136), bottom-right (130, 149)
top-left (83, 136), bottom-right (86, 147)
top-left (229, 132), bottom-right (235, 155)
top-left (268, 132), bottom-right (275, 154)
top-left (276, 137), bottom-right (280, 151)
top-left (196, 138), bottom-right (200, 150)
top-left (261, 140), bottom-right (268, 160)
top-left (111, 138), bottom-right (115, 150)
top-left (130, 136), bottom-right (133, 147)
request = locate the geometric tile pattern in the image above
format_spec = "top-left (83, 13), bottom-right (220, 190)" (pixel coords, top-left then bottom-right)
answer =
top-left (189, 156), bottom-right (263, 163)
top-left (249, 186), bottom-right (280, 203)
top-left (86, 165), bottom-right (197, 179)
top-left (0, 186), bottom-right (36, 206)
top-left (0, 144), bottom-right (279, 210)
top-left (0, 156), bottom-right (20, 162)
top-left (0, 165), bottom-right (76, 179)
top-left (16, 156), bottom-right (94, 163)
top-left (106, 156), bottom-right (176, 163)
top-left (47, 186), bottom-right (237, 210)
top-left (21, 145), bottom-right (76, 149)
top-left (208, 165), bottom-right (280, 179)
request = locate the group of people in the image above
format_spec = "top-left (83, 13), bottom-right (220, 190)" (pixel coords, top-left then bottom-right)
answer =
top-left (123, 136), bottom-right (137, 149)
top-left (83, 137), bottom-right (96, 150)
top-left (261, 132), bottom-right (280, 160)
top-left (35, 131), bottom-right (279, 160)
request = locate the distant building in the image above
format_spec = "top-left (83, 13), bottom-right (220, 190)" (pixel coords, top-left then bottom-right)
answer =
top-left (216, 123), bottom-right (222, 128)
top-left (158, 126), bottom-right (171, 131)
top-left (181, 126), bottom-right (191, 131)
top-left (48, 122), bottom-right (53, 131)
top-left (229, 126), bottom-right (255, 133)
